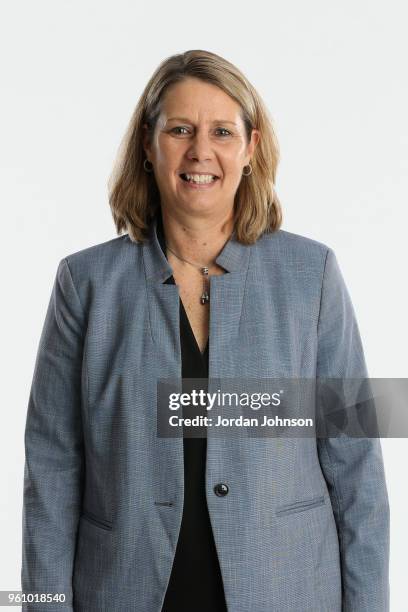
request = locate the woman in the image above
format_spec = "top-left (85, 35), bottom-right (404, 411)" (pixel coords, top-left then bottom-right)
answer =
top-left (22, 50), bottom-right (390, 611)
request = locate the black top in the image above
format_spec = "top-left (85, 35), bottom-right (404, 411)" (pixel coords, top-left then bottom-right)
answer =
top-left (157, 211), bottom-right (228, 612)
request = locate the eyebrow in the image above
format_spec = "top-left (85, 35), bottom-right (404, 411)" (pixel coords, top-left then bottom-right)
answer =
top-left (166, 117), bottom-right (238, 126)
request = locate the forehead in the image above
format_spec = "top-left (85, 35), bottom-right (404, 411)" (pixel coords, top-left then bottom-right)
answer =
top-left (160, 78), bottom-right (243, 122)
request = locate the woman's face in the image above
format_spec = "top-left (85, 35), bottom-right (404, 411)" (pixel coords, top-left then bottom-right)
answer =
top-left (143, 77), bottom-right (259, 220)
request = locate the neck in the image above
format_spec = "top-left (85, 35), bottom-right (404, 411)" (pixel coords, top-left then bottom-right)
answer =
top-left (159, 206), bottom-right (234, 269)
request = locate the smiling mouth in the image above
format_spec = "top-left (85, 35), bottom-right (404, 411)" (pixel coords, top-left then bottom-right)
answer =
top-left (179, 173), bottom-right (220, 183)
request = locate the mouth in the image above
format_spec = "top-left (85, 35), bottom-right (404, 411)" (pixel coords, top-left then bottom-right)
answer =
top-left (179, 172), bottom-right (220, 191)
top-left (179, 173), bottom-right (220, 184)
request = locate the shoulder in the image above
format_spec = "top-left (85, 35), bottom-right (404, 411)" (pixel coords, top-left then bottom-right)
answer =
top-left (63, 234), bottom-right (136, 265)
top-left (61, 234), bottom-right (139, 276)
top-left (254, 228), bottom-right (331, 271)
top-left (56, 234), bottom-right (142, 304)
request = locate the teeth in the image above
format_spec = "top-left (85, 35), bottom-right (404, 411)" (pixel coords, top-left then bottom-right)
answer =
top-left (184, 174), bottom-right (217, 184)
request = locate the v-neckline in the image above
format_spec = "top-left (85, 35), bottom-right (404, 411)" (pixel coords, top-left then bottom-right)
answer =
top-left (156, 208), bottom-right (209, 361)
top-left (179, 297), bottom-right (209, 359)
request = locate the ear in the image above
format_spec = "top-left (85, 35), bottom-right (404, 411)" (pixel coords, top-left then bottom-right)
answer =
top-left (246, 129), bottom-right (260, 162)
top-left (142, 123), bottom-right (151, 156)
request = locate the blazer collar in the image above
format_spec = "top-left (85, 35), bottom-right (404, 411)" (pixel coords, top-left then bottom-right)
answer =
top-left (142, 210), bottom-right (252, 283)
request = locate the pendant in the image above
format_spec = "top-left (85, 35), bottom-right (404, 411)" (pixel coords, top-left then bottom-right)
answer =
top-left (201, 267), bottom-right (210, 304)
top-left (201, 291), bottom-right (210, 305)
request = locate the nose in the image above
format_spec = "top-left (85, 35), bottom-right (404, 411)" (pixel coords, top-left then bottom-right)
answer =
top-left (186, 132), bottom-right (213, 162)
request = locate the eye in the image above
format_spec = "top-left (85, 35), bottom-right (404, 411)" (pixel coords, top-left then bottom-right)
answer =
top-left (170, 127), bottom-right (190, 135)
top-left (215, 128), bottom-right (232, 137)
top-left (169, 127), bottom-right (232, 137)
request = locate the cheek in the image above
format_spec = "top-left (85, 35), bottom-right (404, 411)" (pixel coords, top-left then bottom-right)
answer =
top-left (154, 151), bottom-right (175, 168)
top-left (221, 152), bottom-right (246, 176)
top-left (224, 165), bottom-right (245, 184)
top-left (156, 138), bottom-right (185, 162)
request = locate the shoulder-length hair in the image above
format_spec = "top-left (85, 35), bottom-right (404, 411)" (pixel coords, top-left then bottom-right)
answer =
top-left (108, 49), bottom-right (282, 245)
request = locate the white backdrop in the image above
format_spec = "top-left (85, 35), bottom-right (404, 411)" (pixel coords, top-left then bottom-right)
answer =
top-left (1, 0), bottom-right (407, 609)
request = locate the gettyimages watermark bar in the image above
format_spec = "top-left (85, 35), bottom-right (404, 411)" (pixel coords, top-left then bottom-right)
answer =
top-left (156, 377), bottom-right (408, 438)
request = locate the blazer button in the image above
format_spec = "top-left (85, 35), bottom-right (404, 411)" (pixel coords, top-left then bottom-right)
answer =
top-left (214, 483), bottom-right (229, 497)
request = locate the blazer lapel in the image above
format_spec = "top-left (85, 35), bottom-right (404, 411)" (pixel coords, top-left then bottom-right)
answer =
top-left (207, 232), bottom-right (252, 377)
top-left (142, 215), bottom-right (180, 363)
top-left (142, 213), bottom-right (252, 378)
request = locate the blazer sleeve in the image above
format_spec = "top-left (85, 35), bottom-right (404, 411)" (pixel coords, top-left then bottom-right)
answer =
top-left (316, 248), bottom-right (390, 612)
top-left (21, 258), bottom-right (86, 611)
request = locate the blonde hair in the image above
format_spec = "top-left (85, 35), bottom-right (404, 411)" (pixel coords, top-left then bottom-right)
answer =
top-left (108, 49), bottom-right (282, 244)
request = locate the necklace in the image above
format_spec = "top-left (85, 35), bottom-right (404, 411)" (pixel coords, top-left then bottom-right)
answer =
top-left (166, 244), bottom-right (211, 305)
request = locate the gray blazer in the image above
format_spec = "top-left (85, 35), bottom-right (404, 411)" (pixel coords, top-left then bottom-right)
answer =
top-left (21, 214), bottom-right (390, 611)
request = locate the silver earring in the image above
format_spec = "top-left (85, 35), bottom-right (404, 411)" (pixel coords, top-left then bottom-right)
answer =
top-left (144, 159), bottom-right (154, 173)
top-left (242, 162), bottom-right (252, 176)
